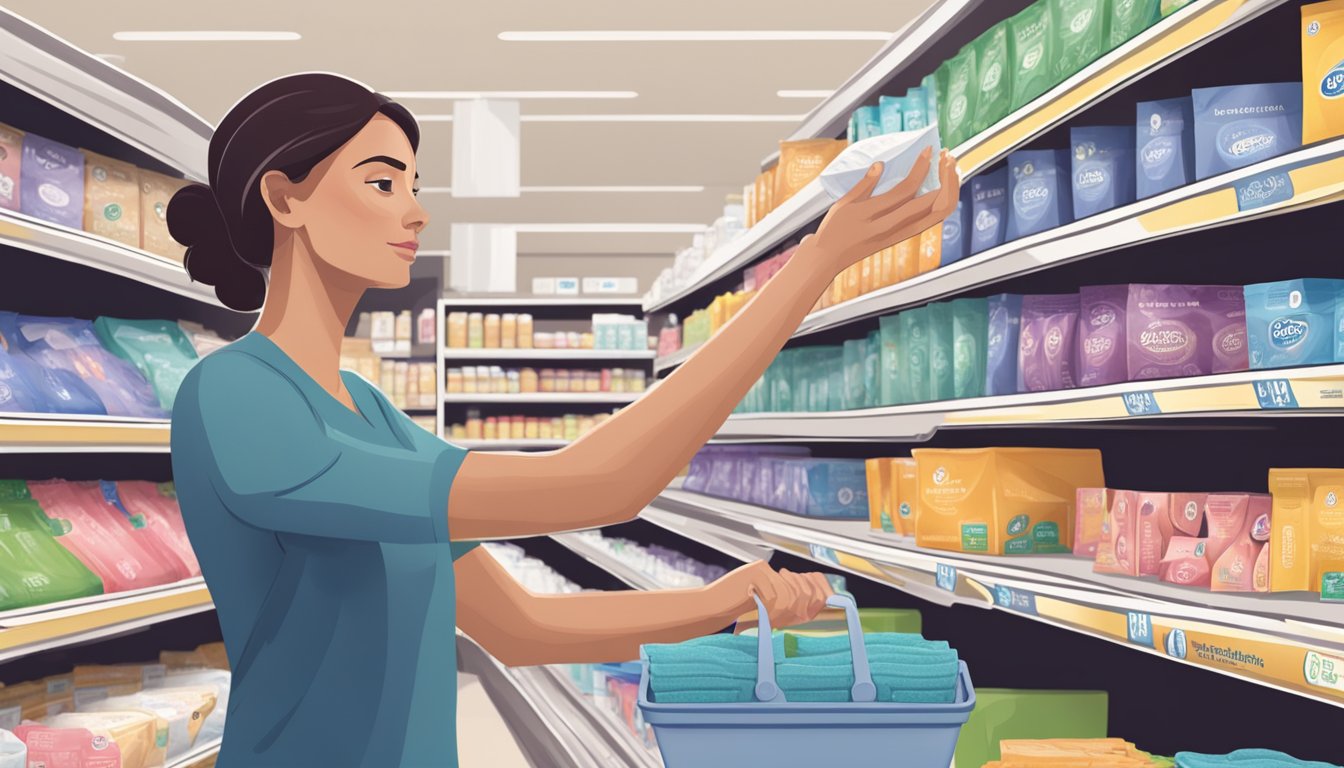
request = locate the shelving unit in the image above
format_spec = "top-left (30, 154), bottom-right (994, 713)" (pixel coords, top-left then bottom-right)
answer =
top-left (169, 739), bottom-right (222, 768)
top-left (456, 439), bottom-right (569, 451)
top-left (550, 534), bottom-right (669, 592)
top-left (0, 415), bottom-right (172, 453)
top-left (444, 393), bottom-right (642, 405)
top-left (444, 349), bottom-right (656, 362)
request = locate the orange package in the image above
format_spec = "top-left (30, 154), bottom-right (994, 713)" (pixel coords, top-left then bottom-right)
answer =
top-left (774, 139), bottom-right (847, 207)
top-left (859, 254), bottom-right (876, 296)
top-left (895, 238), bottom-right (919, 282)
top-left (917, 222), bottom-right (943, 275)
top-left (842, 263), bottom-right (862, 302)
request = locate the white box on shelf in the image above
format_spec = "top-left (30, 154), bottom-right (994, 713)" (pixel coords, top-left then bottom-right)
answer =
top-left (555, 278), bottom-right (580, 295)
top-left (532, 277), bottom-right (558, 295)
top-left (582, 277), bottom-right (637, 295)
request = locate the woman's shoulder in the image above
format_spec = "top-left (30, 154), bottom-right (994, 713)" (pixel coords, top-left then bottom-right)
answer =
top-left (176, 340), bottom-right (307, 418)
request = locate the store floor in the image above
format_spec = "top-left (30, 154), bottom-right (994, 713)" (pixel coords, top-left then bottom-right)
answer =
top-left (457, 672), bottom-right (533, 768)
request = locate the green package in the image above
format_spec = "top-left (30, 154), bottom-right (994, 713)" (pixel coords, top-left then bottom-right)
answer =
top-left (878, 315), bottom-right (902, 406)
top-left (972, 21), bottom-right (1013, 134)
top-left (826, 348), bottom-right (846, 412)
top-left (952, 298), bottom-right (989, 400)
top-left (936, 45), bottom-right (978, 147)
top-left (94, 317), bottom-right (200, 411)
top-left (0, 500), bottom-right (104, 609)
top-left (921, 74), bottom-right (940, 127)
top-left (843, 339), bottom-right (865, 411)
top-left (1160, 0), bottom-right (1193, 16)
top-left (1051, 0), bottom-right (1110, 82)
top-left (0, 480), bottom-right (29, 501)
top-left (927, 303), bottom-right (955, 402)
top-left (864, 330), bottom-right (881, 409)
top-left (1008, 0), bottom-right (1057, 111)
top-left (903, 88), bottom-right (930, 130)
top-left (898, 308), bottom-right (931, 404)
top-left (1109, 0), bottom-right (1159, 48)
top-left (771, 351), bottom-right (795, 413)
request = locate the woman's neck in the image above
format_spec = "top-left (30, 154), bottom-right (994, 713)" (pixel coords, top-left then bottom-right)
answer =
top-left (255, 231), bottom-right (363, 401)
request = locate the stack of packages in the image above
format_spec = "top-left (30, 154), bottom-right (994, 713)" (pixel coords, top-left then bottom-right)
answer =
top-left (682, 446), bottom-right (869, 520)
top-left (1173, 751), bottom-right (1341, 768)
top-left (985, 738), bottom-right (1171, 767)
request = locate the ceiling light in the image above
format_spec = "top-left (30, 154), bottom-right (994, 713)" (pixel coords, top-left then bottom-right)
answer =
top-left (520, 114), bottom-right (804, 123)
top-left (778, 89), bottom-right (833, 99)
top-left (499, 30), bottom-right (891, 42)
top-left (418, 185), bottom-right (705, 194)
top-left (511, 223), bottom-right (706, 233)
top-left (112, 31), bottom-right (301, 41)
top-left (385, 90), bottom-right (637, 99)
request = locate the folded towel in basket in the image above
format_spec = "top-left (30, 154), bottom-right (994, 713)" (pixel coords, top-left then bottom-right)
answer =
top-left (777, 687), bottom-right (958, 704)
top-left (1175, 750), bottom-right (1341, 768)
top-left (785, 633), bottom-right (950, 657)
top-left (651, 688), bottom-right (756, 704)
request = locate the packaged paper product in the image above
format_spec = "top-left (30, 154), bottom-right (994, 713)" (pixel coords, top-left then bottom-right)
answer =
top-left (878, 97), bottom-right (903, 135)
top-left (1017, 293), bottom-right (1080, 393)
top-left (1074, 488), bottom-right (1111, 557)
top-left (0, 312), bottom-right (108, 416)
top-left (1243, 279), bottom-right (1344, 370)
top-left (985, 294), bottom-right (1024, 397)
top-left (922, 74), bottom-right (940, 126)
top-left (0, 499), bottom-right (104, 609)
top-left (972, 21), bottom-right (1013, 133)
top-left (917, 224), bottom-right (943, 274)
top-left (898, 307), bottom-right (931, 404)
top-left (1008, 1), bottom-right (1057, 111)
top-left (892, 457), bottom-right (918, 536)
top-left (1078, 284), bottom-right (1129, 387)
top-left (864, 329), bottom-right (881, 408)
top-left (13, 315), bottom-right (166, 419)
top-left (777, 459), bottom-right (868, 519)
top-left (1267, 469), bottom-right (1344, 592)
top-left (1134, 491), bottom-right (1171, 576)
top-left (1051, 0), bottom-right (1110, 82)
top-left (1007, 149), bottom-right (1073, 240)
top-left (913, 447), bottom-right (1102, 554)
top-left (115, 481), bottom-right (200, 578)
top-left (81, 151), bottom-right (140, 248)
top-left (85, 688), bottom-right (217, 762)
top-left (952, 297), bottom-right (988, 399)
top-left (72, 664), bottom-right (162, 709)
top-left (1309, 483), bottom-right (1344, 596)
top-left (1136, 97), bottom-right (1196, 198)
top-left (878, 315), bottom-right (901, 405)
top-left (928, 302), bottom-right (955, 402)
top-left (818, 124), bottom-right (942, 203)
top-left (1303, 1), bottom-right (1344, 143)
top-left (21, 133), bottom-right (84, 228)
top-left (0, 331), bottom-right (52, 413)
top-left (866, 458), bottom-right (892, 532)
top-left (902, 88), bottom-right (930, 130)
top-left (894, 237), bottom-right (918, 281)
top-left (148, 671), bottom-right (231, 745)
top-left (854, 106), bottom-right (883, 141)
top-left (936, 45), bottom-right (979, 148)
top-left (1191, 82), bottom-right (1303, 180)
top-left (775, 139), bottom-right (848, 205)
top-left (1209, 495), bottom-right (1273, 592)
top-left (843, 339), bottom-right (865, 410)
top-left (93, 318), bottom-right (200, 411)
top-left (1095, 489), bottom-right (1151, 575)
top-left (13, 725), bottom-right (118, 768)
top-left (970, 167), bottom-right (1009, 254)
top-left (139, 169), bottom-right (188, 261)
top-left (44, 710), bottom-right (163, 768)
top-left (1071, 126), bottom-right (1136, 218)
top-left (0, 123), bottom-right (21, 212)
top-left (941, 196), bottom-right (969, 266)
top-left (1110, 0), bottom-right (1160, 48)
top-left (1171, 492), bottom-right (1208, 537)
top-left (1126, 284), bottom-right (1248, 380)
top-left (1160, 536), bottom-right (1212, 587)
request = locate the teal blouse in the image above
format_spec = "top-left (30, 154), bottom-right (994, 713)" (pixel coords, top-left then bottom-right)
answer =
top-left (171, 332), bottom-right (477, 767)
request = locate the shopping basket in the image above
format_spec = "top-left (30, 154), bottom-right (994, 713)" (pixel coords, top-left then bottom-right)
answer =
top-left (638, 593), bottom-right (975, 768)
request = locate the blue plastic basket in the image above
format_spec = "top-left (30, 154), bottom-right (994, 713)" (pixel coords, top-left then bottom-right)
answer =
top-left (638, 594), bottom-right (975, 768)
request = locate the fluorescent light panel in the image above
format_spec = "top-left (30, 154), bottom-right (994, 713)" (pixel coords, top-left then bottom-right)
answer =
top-left (418, 186), bottom-right (705, 194)
top-left (499, 30), bottom-right (890, 42)
top-left (778, 89), bottom-right (834, 98)
top-left (385, 90), bottom-right (637, 99)
top-left (112, 31), bottom-right (301, 41)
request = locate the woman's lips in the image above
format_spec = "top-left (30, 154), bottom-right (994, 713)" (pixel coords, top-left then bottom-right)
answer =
top-left (389, 240), bottom-right (419, 261)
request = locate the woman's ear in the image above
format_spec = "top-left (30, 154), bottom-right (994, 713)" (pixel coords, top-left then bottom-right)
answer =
top-left (260, 170), bottom-right (304, 229)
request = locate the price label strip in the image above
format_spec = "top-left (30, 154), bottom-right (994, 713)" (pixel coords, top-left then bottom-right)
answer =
top-left (936, 564), bottom-right (957, 592)
top-left (1121, 391), bottom-right (1161, 417)
top-left (1254, 379), bottom-right (1299, 410)
top-left (1235, 171), bottom-right (1295, 212)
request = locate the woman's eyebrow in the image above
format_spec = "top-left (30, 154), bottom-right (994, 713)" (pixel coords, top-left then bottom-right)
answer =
top-left (353, 155), bottom-right (407, 171)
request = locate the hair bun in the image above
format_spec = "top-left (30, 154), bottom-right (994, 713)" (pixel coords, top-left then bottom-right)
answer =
top-left (168, 183), bottom-right (266, 312)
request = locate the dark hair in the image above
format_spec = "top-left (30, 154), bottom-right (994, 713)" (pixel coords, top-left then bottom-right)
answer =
top-left (168, 73), bottom-right (420, 311)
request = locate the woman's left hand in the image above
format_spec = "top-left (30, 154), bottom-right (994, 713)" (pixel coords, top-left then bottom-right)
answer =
top-left (708, 560), bottom-right (834, 629)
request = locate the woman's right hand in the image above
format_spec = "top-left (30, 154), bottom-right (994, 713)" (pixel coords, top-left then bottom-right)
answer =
top-left (708, 560), bottom-right (834, 629)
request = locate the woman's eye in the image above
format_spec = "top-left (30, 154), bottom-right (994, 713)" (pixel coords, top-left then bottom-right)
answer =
top-left (367, 179), bottom-right (393, 193)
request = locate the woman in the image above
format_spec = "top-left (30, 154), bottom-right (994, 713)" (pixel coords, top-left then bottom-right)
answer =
top-left (168, 73), bottom-right (958, 768)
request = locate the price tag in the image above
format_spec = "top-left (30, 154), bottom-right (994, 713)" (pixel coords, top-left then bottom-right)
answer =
top-left (1127, 611), bottom-right (1155, 647)
top-left (993, 585), bottom-right (1038, 616)
top-left (808, 543), bottom-right (838, 565)
top-left (1235, 171), bottom-right (1295, 212)
top-left (1121, 390), bottom-right (1161, 416)
top-left (935, 564), bottom-right (957, 592)
top-left (1254, 379), bottom-right (1299, 410)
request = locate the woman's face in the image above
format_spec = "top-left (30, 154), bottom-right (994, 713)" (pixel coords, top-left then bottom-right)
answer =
top-left (270, 113), bottom-right (429, 288)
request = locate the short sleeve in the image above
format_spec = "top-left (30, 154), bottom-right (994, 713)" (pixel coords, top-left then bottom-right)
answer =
top-left (450, 541), bottom-right (481, 561)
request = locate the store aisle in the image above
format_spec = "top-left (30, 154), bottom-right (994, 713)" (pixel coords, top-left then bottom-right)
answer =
top-left (457, 672), bottom-right (534, 768)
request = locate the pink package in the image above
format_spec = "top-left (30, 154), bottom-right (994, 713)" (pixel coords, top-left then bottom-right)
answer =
top-left (0, 123), bottom-right (21, 212)
top-left (1253, 541), bottom-right (1271, 592)
top-left (1135, 492), bottom-right (1171, 577)
top-left (1209, 494), bottom-right (1272, 592)
top-left (1074, 488), bottom-right (1111, 558)
top-left (1126, 284), bottom-right (1248, 381)
top-left (27, 480), bottom-right (181, 593)
top-left (1204, 494), bottom-right (1269, 565)
top-left (1078, 285), bottom-right (1129, 388)
top-left (1095, 490), bottom-right (1139, 576)
top-left (1160, 537), bottom-right (1212, 588)
top-left (1018, 293), bottom-right (1081, 393)
top-left (1169, 493), bottom-right (1207, 538)
top-left (115, 481), bottom-right (200, 578)
top-left (14, 725), bottom-right (121, 768)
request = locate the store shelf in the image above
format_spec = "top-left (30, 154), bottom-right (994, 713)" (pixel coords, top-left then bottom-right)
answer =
top-left (653, 344), bottom-right (699, 376)
top-left (0, 578), bottom-right (213, 663)
top-left (550, 534), bottom-right (669, 592)
top-left (649, 485), bottom-right (1344, 709)
top-left (169, 738), bottom-right (222, 768)
top-left (442, 297), bottom-right (644, 309)
top-left (0, 209), bottom-right (221, 307)
top-left (443, 348), bottom-right (655, 361)
top-left (0, 8), bottom-right (210, 180)
top-left (443, 393), bottom-right (642, 405)
top-left (0, 414), bottom-right (171, 453)
top-left (718, 364), bottom-right (1344, 442)
top-left (644, 0), bottom-right (1285, 316)
top-left (453, 439), bottom-right (570, 451)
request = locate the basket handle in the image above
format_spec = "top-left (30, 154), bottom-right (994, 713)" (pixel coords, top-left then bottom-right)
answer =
top-left (749, 592), bottom-right (876, 703)
top-left (751, 593), bottom-right (784, 702)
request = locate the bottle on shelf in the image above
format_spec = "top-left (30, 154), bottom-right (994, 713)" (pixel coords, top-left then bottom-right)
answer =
top-left (483, 314), bottom-right (501, 348)
top-left (518, 314), bottom-right (534, 348)
top-left (501, 313), bottom-right (517, 349)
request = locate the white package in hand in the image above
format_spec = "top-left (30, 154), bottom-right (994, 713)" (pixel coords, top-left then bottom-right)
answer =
top-left (819, 124), bottom-right (943, 202)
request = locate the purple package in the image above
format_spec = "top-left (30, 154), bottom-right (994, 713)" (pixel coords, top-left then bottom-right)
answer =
top-left (20, 133), bottom-right (84, 228)
top-left (1017, 294), bottom-right (1081, 393)
top-left (735, 453), bottom-right (759, 502)
top-left (1127, 285), bottom-right (1249, 381)
top-left (1078, 285), bottom-right (1129, 387)
top-left (752, 459), bottom-right (774, 506)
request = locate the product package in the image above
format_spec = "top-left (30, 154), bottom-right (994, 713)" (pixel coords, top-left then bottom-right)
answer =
top-left (819, 124), bottom-right (942, 203)
top-left (93, 317), bottom-right (200, 411)
top-left (928, 302), bottom-right (955, 402)
top-left (1303, 1), bottom-right (1344, 144)
top-left (1136, 96), bottom-right (1197, 198)
top-left (1170, 492), bottom-right (1209, 537)
top-left (1018, 293), bottom-right (1081, 393)
top-left (12, 725), bottom-right (116, 768)
top-left (913, 447), bottom-right (1103, 554)
top-left (1074, 488), bottom-right (1112, 557)
top-left (1094, 490), bottom-right (1163, 576)
top-left (941, 193), bottom-right (970, 266)
top-left (1078, 284), bottom-right (1129, 387)
top-left (1126, 284), bottom-right (1249, 380)
top-left (1267, 469), bottom-right (1344, 592)
top-left (0, 331), bottom-right (51, 413)
top-left (1135, 491), bottom-right (1172, 576)
top-left (970, 167), bottom-right (1009, 254)
top-left (1191, 82), bottom-right (1304, 179)
top-left (903, 88), bottom-right (930, 130)
top-left (1071, 126), bottom-right (1136, 218)
top-left (84, 688), bottom-right (217, 762)
top-left (985, 293), bottom-right (1024, 396)
top-left (1110, 0), bottom-right (1160, 48)
top-left (780, 459), bottom-right (869, 519)
top-left (42, 710), bottom-right (163, 768)
top-left (855, 106), bottom-right (883, 141)
top-left (866, 459), bottom-right (893, 532)
top-left (0, 123), bottom-right (21, 212)
top-left (1160, 536), bottom-right (1212, 588)
top-left (952, 298), bottom-right (988, 400)
top-left (776, 139), bottom-right (848, 206)
top-left (878, 97), bottom-right (904, 134)
top-left (923, 74), bottom-right (940, 126)
top-left (878, 315), bottom-right (901, 406)
top-left (898, 307), bottom-right (931, 404)
top-left (14, 316), bottom-right (167, 418)
top-left (1051, 0), bottom-right (1110, 82)
top-left (148, 668), bottom-right (232, 744)
top-left (973, 21), bottom-right (1013, 133)
top-left (0, 498), bottom-right (104, 609)
top-left (20, 133), bottom-right (84, 228)
top-left (891, 457), bottom-right (919, 536)
top-left (937, 44), bottom-right (979, 148)
top-left (917, 223), bottom-right (943, 275)
top-left (1008, 0), bottom-right (1058, 111)
top-left (81, 150), bottom-right (141, 247)
top-left (115, 481), bottom-right (201, 578)
top-left (1007, 149), bottom-right (1074, 240)
top-left (139, 169), bottom-right (189, 261)
top-left (0, 312), bottom-right (106, 416)
top-left (864, 329), bottom-right (881, 408)
top-left (1209, 494), bottom-right (1273, 592)
top-left (1243, 279), bottom-right (1344, 370)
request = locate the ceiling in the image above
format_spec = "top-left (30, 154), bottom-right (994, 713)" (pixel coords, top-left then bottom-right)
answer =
top-left (4, 1), bottom-right (935, 256)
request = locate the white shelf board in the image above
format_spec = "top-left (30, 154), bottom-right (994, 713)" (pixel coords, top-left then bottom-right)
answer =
top-left (0, 414), bottom-right (171, 453)
top-left (444, 393), bottom-right (641, 405)
top-left (168, 739), bottom-right (222, 768)
top-left (443, 348), bottom-right (655, 361)
top-left (440, 297), bottom-right (645, 309)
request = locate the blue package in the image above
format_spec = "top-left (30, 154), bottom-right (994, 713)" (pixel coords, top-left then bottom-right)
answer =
top-left (1244, 279), bottom-right (1344, 370)
top-left (797, 460), bottom-right (869, 519)
top-left (12, 316), bottom-right (165, 418)
top-left (1136, 97), bottom-right (1196, 198)
top-left (970, 167), bottom-right (1009, 254)
top-left (941, 190), bottom-right (970, 266)
top-left (1007, 149), bottom-right (1074, 240)
top-left (985, 294), bottom-right (1023, 396)
top-left (0, 312), bottom-right (106, 416)
top-left (903, 88), bottom-right (929, 130)
top-left (856, 105), bottom-right (884, 140)
top-left (878, 96), bottom-right (904, 134)
top-left (1071, 126), bottom-right (1136, 218)
top-left (1191, 82), bottom-right (1303, 180)
top-left (0, 338), bottom-right (48, 413)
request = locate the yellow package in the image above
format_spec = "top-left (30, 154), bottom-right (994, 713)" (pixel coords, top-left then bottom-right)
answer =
top-left (891, 458), bottom-right (919, 537)
top-left (775, 139), bottom-right (847, 206)
top-left (1268, 468), bottom-right (1344, 592)
top-left (82, 150), bottom-right (141, 247)
top-left (894, 238), bottom-right (919, 282)
top-left (859, 254), bottom-right (875, 296)
top-left (139, 168), bottom-right (188, 261)
top-left (865, 458), bottom-right (893, 533)
top-left (912, 447), bottom-right (1103, 555)
top-left (708, 294), bottom-right (731, 333)
top-left (917, 222), bottom-right (943, 275)
top-left (879, 247), bottom-right (898, 287)
top-left (1312, 484), bottom-right (1344, 595)
top-left (46, 709), bottom-right (165, 768)
top-left (841, 263), bottom-right (862, 302)
top-left (828, 275), bottom-right (845, 307)
top-left (1303, 1), bottom-right (1344, 144)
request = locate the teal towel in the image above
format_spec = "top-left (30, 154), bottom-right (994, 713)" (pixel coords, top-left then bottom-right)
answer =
top-left (788, 647), bottom-right (959, 666)
top-left (1176, 750), bottom-right (1341, 768)
top-left (647, 659), bottom-right (760, 681)
top-left (652, 677), bottom-right (757, 695)
top-left (777, 659), bottom-right (960, 682)
top-left (644, 633), bottom-right (785, 662)
top-left (653, 688), bottom-right (754, 704)
top-left (771, 685), bottom-right (957, 704)
top-left (890, 688), bottom-right (957, 704)
top-left (786, 633), bottom-right (948, 657)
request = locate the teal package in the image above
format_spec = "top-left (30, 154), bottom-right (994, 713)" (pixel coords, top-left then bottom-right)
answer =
top-left (864, 330), bottom-right (881, 408)
top-left (1109, 0), bottom-right (1159, 49)
top-left (878, 96), bottom-right (904, 134)
top-left (928, 303), bottom-right (955, 402)
top-left (1051, 0), bottom-right (1110, 82)
top-left (826, 347), bottom-right (846, 412)
top-left (937, 45), bottom-right (979, 147)
top-left (1244, 279), bottom-right (1344, 370)
top-left (1008, 0), bottom-right (1058, 111)
top-left (922, 74), bottom-right (940, 126)
top-left (879, 314), bottom-right (903, 405)
top-left (899, 308), bottom-right (931, 403)
top-left (843, 339), bottom-right (866, 410)
top-left (93, 317), bottom-right (201, 411)
top-left (903, 89), bottom-right (929, 130)
top-left (799, 459), bottom-right (869, 518)
top-left (855, 105), bottom-right (883, 140)
top-left (771, 350), bottom-right (795, 413)
top-left (972, 20), bottom-right (1013, 134)
top-left (952, 298), bottom-right (989, 399)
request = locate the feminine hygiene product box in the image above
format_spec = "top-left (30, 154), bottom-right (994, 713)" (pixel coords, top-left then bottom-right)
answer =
top-left (1160, 536), bottom-right (1212, 587)
top-left (82, 150), bottom-right (140, 248)
top-left (1244, 278), bottom-right (1344, 370)
top-left (891, 457), bottom-right (918, 536)
top-left (940, 196), bottom-right (970, 266)
top-left (1267, 468), bottom-right (1344, 593)
top-left (0, 123), bottom-right (21, 212)
top-left (903, 89), bottom-right (930, 131)
top-left (1207, 493), bottom-right (1273, 592)
top-left (21, 133), bottom-right (84, 228)
top-left (985, 294), bottom-right (1024, 396)
top-left (1136, 97), bottom-right (1196, 198)
top-left (1074, 488), bottom-right (1112, 557)
top-left (1170, 492), bottom-right (1208, 537)
top-left (1007, 149), bottom-right (1073, 240)
top-left (971, 167), bottom-right (1009, 254)
top-left (1018, 293), bottom-right (1080, 393)
top-left (139, 169), bottom-right (189, 262)
top-left (1302, 0), bottom-right (1344, 144)
top-left (952, 297), bottom-right (988, 399)
top-left (1071, 126), bottom-right (1135, 218)
top-left (928, 302), bottom-right (955, 402)
top-left (1078, 285), bottom-right (1128, 387)
top-left (972, 20), bottom-right (1012, 134)
top-left (13, 316), bottom-right (166, 419)
top-left (1051, 0), bottom-right (1109, 82)
top-left (879, 315), bottom-right (901, 405)
top-left (1126, 284), bottom-right (1248, 380)
top-left (1095, 490), bottom-right (1173, 577)
top-left (937, 44), bottom-right (979, 148)
top-left (866, 458), bottom-right (893, 532)
top-left (1008, 0), bottom-right (1057, 111)
top-left (898, 307), bottom-right (931, 404)
top-left (913, 446), bottom-right (1103, 555)
top-left (777, 459), bottom-right (868, 519)
top-left (1191, 82), bottom-right (1303, 180)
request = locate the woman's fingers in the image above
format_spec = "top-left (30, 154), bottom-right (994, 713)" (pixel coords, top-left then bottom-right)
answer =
top-left (858, 147), bottom-right (932, 215)
top-left (839, 161), bottom-right (886, 205)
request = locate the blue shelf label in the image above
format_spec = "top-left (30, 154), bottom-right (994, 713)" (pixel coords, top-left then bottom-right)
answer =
top-left (1254, 379), bottom-right (1299, 409)
top-left (808, 544), bottom-right (838, 565)
top-left (1127, 611), bottom-right (1155, 647)
top-left (1121, 390), bottom-right (1161, 416)
top-left (1164, 628), bottom-right (1189, 660)
top-left (1235, 171), bottom-right (1295, 212)
top-left (936, 564), bottom-right (957, 592)
top-left (993, 585), bottom-right (1038, 615)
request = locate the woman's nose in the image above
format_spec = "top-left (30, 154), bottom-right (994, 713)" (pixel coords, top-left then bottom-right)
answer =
top-left (405, 198), bottom-right (430, 233)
